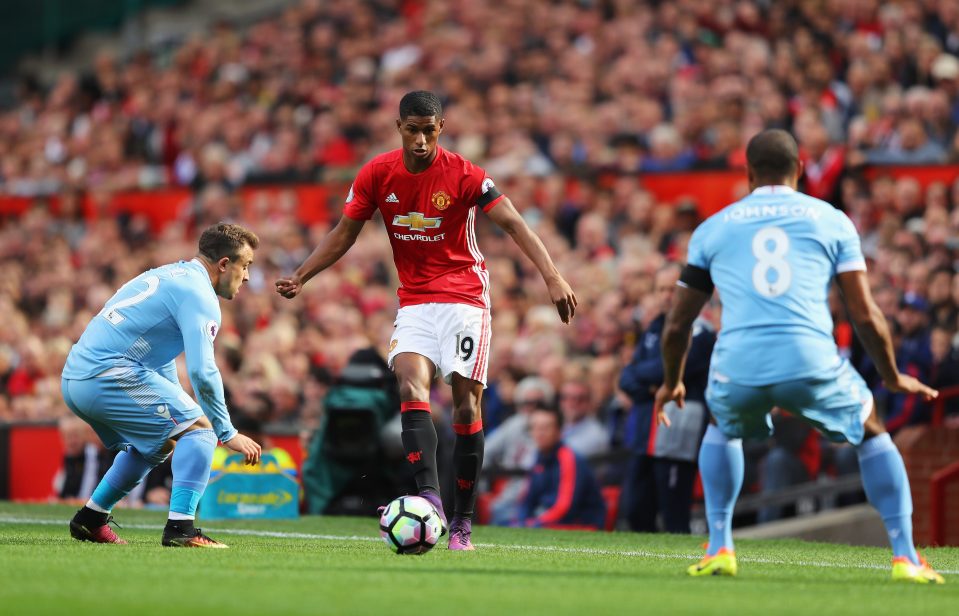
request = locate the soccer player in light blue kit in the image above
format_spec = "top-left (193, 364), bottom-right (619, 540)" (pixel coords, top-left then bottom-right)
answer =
top-left (61, 223), bottom-right (262, 547)
top-left (655, 130), bottom-right (944, 583)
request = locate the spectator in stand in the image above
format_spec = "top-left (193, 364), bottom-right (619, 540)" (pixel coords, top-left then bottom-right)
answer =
top-left (483, 376), bottom-right (555, 526)
top-left (864, 293), bottom-right (934, 433)
top-left (928, 266), bottom-right (956, 326)
top-left (758, 406), bottom-right (866, 523)
top-left (930, 53), bottom-right (959, 123)
top-left (6, 337), bottom-right (46, 397)
top-left (55, 415), bottom-right (115, 502)
top-left (695, 120), bottom-right (746, 170)
top-left (640, 124), bottom-right (697, 173)
top-left (756, 410), bottom-right (818, 523)
top-left (930, 324), bottom-right (959, 421)
top-left (558, 378), bottom-right (610, 459)
top-left (924, 89), bottom-right (956, 149)
top-left (521, 407), bottom-right (606, 530)
top-left (798, 118), bottom-right (845, 203)
top-left (618, 263), bottom-right (715, 533)
top-left (866, 117), bottom-right (947, 164)
top-left (893, 176), bottom-right (926, 223)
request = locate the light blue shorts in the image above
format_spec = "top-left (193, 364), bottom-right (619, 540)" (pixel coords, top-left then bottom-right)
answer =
top-left (61, 367), bottom-right (203, 464)
top-left (705, 357), bottom-right (872, 445)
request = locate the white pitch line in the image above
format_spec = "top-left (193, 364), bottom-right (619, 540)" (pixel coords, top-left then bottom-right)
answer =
top-left (0, 516), bottom-right (377, 543)
top-left (1, 516), bottom-right (956, 575)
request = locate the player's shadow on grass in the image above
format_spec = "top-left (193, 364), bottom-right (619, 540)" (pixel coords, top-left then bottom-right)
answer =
top-left (325, 564), bottom-right (647, 581)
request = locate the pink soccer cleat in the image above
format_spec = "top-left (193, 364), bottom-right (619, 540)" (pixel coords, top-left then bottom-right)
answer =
top-left (448, 518), bottom-right (474, 551)
top-left (69, 515), bottom-right (127, 545)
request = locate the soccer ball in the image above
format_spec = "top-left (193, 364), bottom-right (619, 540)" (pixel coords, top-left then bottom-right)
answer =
top-left (379, 495), bottom-right (443, 555)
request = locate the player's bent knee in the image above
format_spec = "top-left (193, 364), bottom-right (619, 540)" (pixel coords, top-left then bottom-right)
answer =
top-left (398, 383), bottom-right (430, 402)
top-left (179, 415), bottom-right (213, 434)
top-left (452, 402), bottom-right (481, 424)
top-left (861, 420), bottom-right (887, 440)
top-left (158, 439), bottom-right (176, 461)
top-left (860, 399), bottom-right (886, 440)
top-left (393, 353), bottom-right (435, 401)
top-left (397, 379), bottom-right (431, 402)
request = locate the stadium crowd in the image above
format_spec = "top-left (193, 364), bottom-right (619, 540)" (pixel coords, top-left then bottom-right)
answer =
top-left (2, 0), bottom-right (959, 520)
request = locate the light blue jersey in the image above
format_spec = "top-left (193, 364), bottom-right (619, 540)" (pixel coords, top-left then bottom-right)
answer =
top-left (63, 259), bottom-right (236, 443)
top-left (687, 186), bottom-right (866, 387)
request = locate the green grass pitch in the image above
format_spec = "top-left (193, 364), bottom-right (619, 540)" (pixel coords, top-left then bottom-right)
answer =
top-left (1, 503), bottom-right (957, 615)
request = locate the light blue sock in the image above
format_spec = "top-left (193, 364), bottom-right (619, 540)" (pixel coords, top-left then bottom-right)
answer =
top-left (170, 429), bottom-right (217, 519)
top-left (699, 424), bottom-right (744, 556)
top-left (856, 433), bottom-right (919, 565)
top-left (89, 448), bottom-right (155, 512)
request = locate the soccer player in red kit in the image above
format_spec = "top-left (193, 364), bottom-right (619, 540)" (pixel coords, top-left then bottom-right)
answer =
top-left (275, 91), bottom-right (576, 550)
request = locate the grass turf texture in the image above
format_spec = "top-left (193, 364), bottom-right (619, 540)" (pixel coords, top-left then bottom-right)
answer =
top-left (1, 503), bottom-right (956, 616)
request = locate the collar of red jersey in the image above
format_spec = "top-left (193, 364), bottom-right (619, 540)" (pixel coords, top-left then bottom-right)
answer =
top-left (751, 185), bottom-right (796, 195)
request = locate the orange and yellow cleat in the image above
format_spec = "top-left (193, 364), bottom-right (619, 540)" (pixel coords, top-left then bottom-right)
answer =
top-left (891, 555), bottom-right (945, 584)
top-left (687, 548), bottom-right (738, 577)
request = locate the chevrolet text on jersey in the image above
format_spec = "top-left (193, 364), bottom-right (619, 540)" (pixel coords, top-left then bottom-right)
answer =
top-left (342, 147), bottom-right (504, 309)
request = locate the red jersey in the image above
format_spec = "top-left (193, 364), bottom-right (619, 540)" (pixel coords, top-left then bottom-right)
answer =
top-left (343, 147), bottom-right (504, 309)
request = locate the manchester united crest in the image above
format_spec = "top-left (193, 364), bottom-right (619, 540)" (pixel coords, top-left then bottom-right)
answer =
top-left (431, 190), bottom-right (452, 210)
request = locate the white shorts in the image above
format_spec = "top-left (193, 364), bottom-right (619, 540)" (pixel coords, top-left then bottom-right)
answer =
top-left (387, 303), bottom-right (491, 386)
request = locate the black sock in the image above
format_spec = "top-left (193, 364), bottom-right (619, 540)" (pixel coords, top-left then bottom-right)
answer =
top-left (74, 506), bottom-right (108, 528)
top-left (452, 428), bottom-right (484, 519)
top-left (166, 518), bottom-right (195, 535)
top-left (400, 407), bottom-right (439, 494)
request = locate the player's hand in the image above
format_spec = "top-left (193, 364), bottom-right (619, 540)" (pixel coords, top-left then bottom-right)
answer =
top-left (223, 433), bottom-right (262, 465)
top-left (885, 374), bottom-right (939, 401)
top-left (653, 382), bottom-right (686, 427)
top-left (547, 277), bottom-right (577, 324)
top-left (275, 274), bottom-right (304, 300)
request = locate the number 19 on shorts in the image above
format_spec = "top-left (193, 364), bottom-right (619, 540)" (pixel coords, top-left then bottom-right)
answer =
top-left (455, 333), bottom-right (474, 361)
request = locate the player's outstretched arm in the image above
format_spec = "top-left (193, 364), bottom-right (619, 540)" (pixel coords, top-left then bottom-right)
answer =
top-left (486, 197), bottom-right (577, 323)
top-left (655, 285), bottom-right (711, 426)
top-left (836, 270), bottom-right (938, 400)
top-left (275, 215), bottom-right (366, 299)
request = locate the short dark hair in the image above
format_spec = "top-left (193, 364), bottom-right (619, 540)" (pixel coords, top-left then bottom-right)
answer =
top-left (532, 406), bottom-right (564, 430)
top-left (746, 129), bottom-right (800, 181)
top-left (198, 222), bottom-right (259, 262)
top-left (399, 90), bottom-right (442, 119)
top-left (930, 265), bottom-right (954, 280)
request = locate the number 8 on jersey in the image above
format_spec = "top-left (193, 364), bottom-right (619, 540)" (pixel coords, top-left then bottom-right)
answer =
top-left (752, 226), bottom-right (792, 298)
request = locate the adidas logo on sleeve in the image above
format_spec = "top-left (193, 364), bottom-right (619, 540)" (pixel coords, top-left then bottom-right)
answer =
top-left (386, 193), bottom-right (399, 203)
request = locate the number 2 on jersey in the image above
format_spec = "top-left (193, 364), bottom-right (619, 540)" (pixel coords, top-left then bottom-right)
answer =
top-left (101, 275), bottom-right (160, 326)
top-left (751, 227), bottom-right (791, 298)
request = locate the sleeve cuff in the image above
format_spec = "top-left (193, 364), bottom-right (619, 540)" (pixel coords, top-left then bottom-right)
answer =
top-left (218, 428), bottom-right (238, 443)
top-left (836, 260), bottom-right (867, 273)
top-left (343, 209), bottom-right (373, 222)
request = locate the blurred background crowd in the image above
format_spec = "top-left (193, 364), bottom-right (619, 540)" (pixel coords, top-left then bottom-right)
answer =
top-left (2, 0), bottom-right (959, 526)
